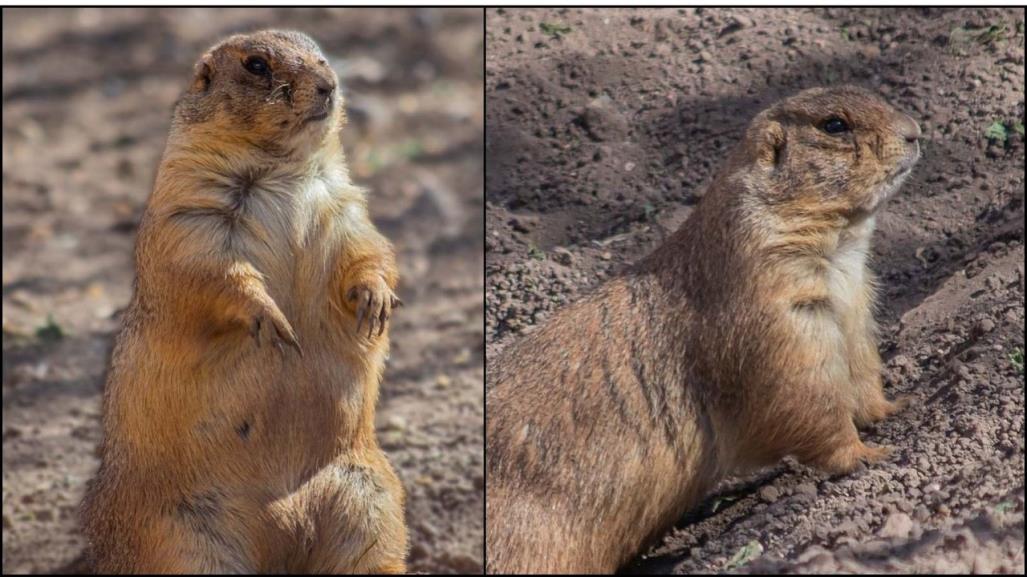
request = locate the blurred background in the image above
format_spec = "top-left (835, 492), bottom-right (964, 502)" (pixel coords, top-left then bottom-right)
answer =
top-left (2, 7), bottom-right (483, 574)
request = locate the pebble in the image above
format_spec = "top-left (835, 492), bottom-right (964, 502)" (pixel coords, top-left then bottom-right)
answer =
top-left (759, 485), bottom-right (781, 503)
top-left (879, 512), bottom-right (914, 539)
top-left (975, 318), bottom-right (995, 334)
top-left (795, 482), bottom-right (818, 497)
top-left (384, 415), bottom-right (407, 432)
top-left (552, 247), bottom-right (575, 265)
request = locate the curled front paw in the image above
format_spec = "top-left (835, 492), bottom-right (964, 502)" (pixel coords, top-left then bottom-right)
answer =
top-left (347, 280), bottom-right (401, 339)
top-left (250, 305), bottom-right (301, 355)
top-left (814, 441), bottom-right (893, 475)
top-left (854, 394), bottom-right (911, 428)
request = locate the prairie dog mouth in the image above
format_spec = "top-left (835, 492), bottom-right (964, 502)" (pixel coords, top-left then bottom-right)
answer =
top-left (862, 148), bottom-right (919, 215)
top-left (886, 143), bottom-right (920, 186)
top-left (301, 110), bottom-right (330, 126)
top-left (899, 140), bottom-right (921, 172)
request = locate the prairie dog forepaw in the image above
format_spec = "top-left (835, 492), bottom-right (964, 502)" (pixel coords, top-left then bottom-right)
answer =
top-left (815, 441), bottom-right (892, 475)
top-left (250, 304), bottom-right (301, 355)
top-left (347, 279), bottom-right (399, 339)
top-left (854, 394), bottom-right (911, 428)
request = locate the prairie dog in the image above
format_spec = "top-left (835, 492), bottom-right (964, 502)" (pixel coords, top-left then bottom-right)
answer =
top-left (81, 30), bottom-right (407, 573)
top-left (485, 86), bottom-right (921, 574)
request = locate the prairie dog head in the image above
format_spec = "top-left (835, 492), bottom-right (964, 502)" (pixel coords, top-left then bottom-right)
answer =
top-left (173, 30), bottom-right (343, 158)
top-left (743, 85), bottom-right (921, 218)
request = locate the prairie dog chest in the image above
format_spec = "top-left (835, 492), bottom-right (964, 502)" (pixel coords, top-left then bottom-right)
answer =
top-left (231, 170), bottom-right (344, 275)
top-left (826, 217), bottom-right (876, 318)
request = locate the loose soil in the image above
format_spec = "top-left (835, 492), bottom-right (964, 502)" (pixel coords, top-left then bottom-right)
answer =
top-left (485, 7), bottom-right (1024, 574)
top-left (2, 7), bottom-right (483, 574)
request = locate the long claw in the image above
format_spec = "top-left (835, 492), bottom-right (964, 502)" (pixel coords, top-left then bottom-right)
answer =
top-left (251, 316), bottom-right (263, 346)
top-left (274, 324), bottom-right (302, 356)
top-left (355, 289), bottom-right (371, 334)
top-left (356, 305), bottom-right (367, 334)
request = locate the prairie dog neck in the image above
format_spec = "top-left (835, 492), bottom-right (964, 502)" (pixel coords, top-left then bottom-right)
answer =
top-left (159, 127), bottom-right (352, 197)
top-left (152, 132), bottom-right (360, 233)
top-left (830, 216), bottom-right (876, 291)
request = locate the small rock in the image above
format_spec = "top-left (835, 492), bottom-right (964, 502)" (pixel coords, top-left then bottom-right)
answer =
top-left (975, 318), bottom-right (995, 335)
top-left (759, 485), bottom-right (780, 503)
top-left (509, 217), bottom-right (531, 234)
top-left (552, 247), bottom-right (575, 266)
top-left (383, 415), bottom-right (407, 432)
top-left (578, 95), bottom-right (629, 142)
top-left (795, 482), bottom-right (818, 497)
top-left (879, 512), bottom-right (914, 539)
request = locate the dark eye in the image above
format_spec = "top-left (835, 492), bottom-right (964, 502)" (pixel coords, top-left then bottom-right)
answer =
top-left (244, 56), bottom-right (269, 76)
top-left (821, 117), bottom-right (850, 135)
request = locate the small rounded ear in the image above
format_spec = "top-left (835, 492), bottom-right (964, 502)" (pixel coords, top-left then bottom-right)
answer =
top-left (756, 120), bottom-right (786, 169)
top-left (190, 53), bottom-right (214, 93)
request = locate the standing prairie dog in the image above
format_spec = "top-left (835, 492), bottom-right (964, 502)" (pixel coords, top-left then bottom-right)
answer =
top-left (486, 86), bottom-right (921, 574)
top-left (81, 30), bottom-right (407, 573)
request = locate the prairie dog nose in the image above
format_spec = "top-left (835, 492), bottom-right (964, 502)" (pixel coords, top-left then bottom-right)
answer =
top-left (315, 76), bottom-right (336, 97)
top-left (897, 114), bottom-right (921, 143)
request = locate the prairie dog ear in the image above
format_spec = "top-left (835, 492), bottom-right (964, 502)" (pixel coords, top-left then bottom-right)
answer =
top-left (190, 53), bottom-right (214, 93)
top-left (756, 120), bottom-right (786, 169)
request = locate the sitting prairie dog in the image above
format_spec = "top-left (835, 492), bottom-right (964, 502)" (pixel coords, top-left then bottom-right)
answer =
top-left (485, 86), bottom-right (921, 574)
top-left (81, 30), bottom-right (407, 573)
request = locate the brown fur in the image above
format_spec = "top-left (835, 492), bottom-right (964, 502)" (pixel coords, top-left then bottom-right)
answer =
top-left (485, 86), bottom-right (922, 574)
top-left (80, 30), bottom-right (407, 573)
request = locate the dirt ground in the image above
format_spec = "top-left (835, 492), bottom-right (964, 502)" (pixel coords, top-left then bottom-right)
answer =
top-left (2, 7), bottom-right (483, 574)
top-left (486, 7), bottom-right (1024, 574)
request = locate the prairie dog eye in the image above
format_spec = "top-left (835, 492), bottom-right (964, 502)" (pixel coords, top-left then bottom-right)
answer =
top-left (820, 117), bottom-right (851, 135)
top-left (244, 56), bottom-right (269, 76)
